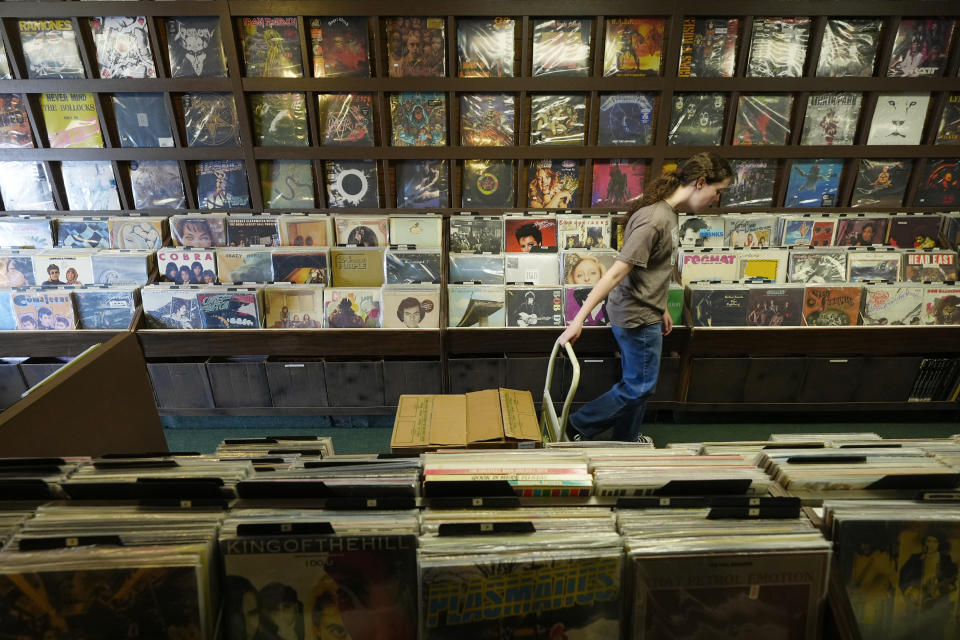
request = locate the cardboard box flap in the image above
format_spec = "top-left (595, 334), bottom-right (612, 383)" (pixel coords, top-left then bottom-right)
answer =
top-left (391, 395), bottom-right (433, 448)
top-left (500, 388), bottom-right (541, 442)
top-left (428, 395), bottom-right (468, 446)
top-left (465, 389), bottom-right (504, 442)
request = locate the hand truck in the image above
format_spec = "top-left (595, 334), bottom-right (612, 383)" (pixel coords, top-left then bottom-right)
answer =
top-left (539, 338), bottom-right (580, 443)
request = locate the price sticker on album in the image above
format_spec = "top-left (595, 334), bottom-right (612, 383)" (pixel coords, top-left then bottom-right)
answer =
top-left (472, 498), bottom-right (483, 506)
top-left (480, 523), bottom-right (493, 532)
top-left (366, 499), bottom-right (378, 508)
top-left (749, 508), bottom-right (760, 517)
top-left (659, 497), bottom-right (670, 506)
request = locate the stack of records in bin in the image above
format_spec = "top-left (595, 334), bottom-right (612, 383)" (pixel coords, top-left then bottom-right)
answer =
top-left (214, 435), bottom-right (335, 461)
top-left (219, 509), bottom-right (420, 640)
top-left (422, 449), bottom-right (593, 498)
top-left (545, 439), bottom-right (655, 448)
top-left (420, 506), bottom-right (615, 535)
top-left (0, 455), bottom-right (89, 501)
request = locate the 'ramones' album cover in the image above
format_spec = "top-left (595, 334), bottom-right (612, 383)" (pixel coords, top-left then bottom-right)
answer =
top-left (12, 287), bottom-right (75, 330)
top-left (250, 92), bottom-right (308, 146)
top-left (904, 250), bottom-right (958, 282)
top-left (158, 248), bottom-right (217, 284)
top-left (506, 286), bottom-right (563, 327)
top-left (592, 160), bottom-right (645, 207)
top-left (816, 18), bottom-right (882, 77)
top-left (330, 247), bottom-right (385, 287)
top-left (166, 16), bottom-right (228, 78)
top-left (788, 250), bottom-right (847, 284)
top-left (109, 217), bottom-right (165, 250)
top-left (239, 16), bottom-right (303, 78)
top-left (800, 93), bottom-right (862, 146)
top-left (183, 92), bottom-right (239, 147)
top-left (61, 161), bottom-right (121, 211)
top-left (318, 93), bottom-right (375, 146)
top-left (310, 16), bottom-right (370, 78)
top-left (390, 92), bottom-right (446, 147)
top-left (90, 251), bottom-right (151, 285)
top-left (835, 216), bottom-right (889, 247)
top-left (129, 160), bottom-right (186, 209)
top-left (565, 285), bottom-right (610, 326)
top-left (260, 160), bottom-right (315, 209)
top-left (113, 93), bottom-right (174, 148)
top-left (0, 162), bottom-right (55, 211)
top-left (688, 284), bottom-right (748, 326)
top-left (57, 217), bottom-right (111, 249)
top-left (389, 215), bottom-right (443, 249)
top-left (784, 159), bottom-right (842, 208)
top-left (505, 252), bottom-right (560, 285)
top-left (852, 159), bottom-right (912, 208)
top-left (324, 287), bottom-right (381, 327)
top-left (278, 215), bottom-right (331, 247)
top-left (914, 159), bottom-right (960, 207)
top-left (386, 250), bottom-right (442, 284)
top-left (226, 215), bottom-right (281, 247)
top-left (0, 253), bottom-right (36, 286)
top-left (264, 284), bottom-right (324, 327)
top-left (18, 18), bottom-right (85, 79)
top-left (447, 284), bottom-right (505, 327)
top-left (40, 92), bottom-right (103, 149)
top-left (382, 285), bottom-right (440, 328)
top-left (887, 18), bottom-right (955, 78)
top-left (561, 251), bottom-right (617, 286)
top-left (449, 216), bottom-right (503, 254)
top-left (527, 159), bottom-right (580, 209)
top-left (385, 17), bottom-right (446, 78)
top-left (923, 286), bottom-right (960, 325)
top-left (597, 93), bottom-right (655, 146)
top-left (199, 290), bottom-right (260, 328)
top-left (461, 160), bottom-right (514, 208)
top-left (216, 248), bottom-right (273, 283)
top-left (460, 94), bottom-right (514, 146)
top-left (335, 216), bottom-right (388, 247)
top-left (88, 16), bottom-right (156, 79)
top-left (142, 286), bottom-right (203, 328)
top-left (325, 160), bottom-right (379, 208)
top-left (679, 215), bottom-right (724, 248)
top-left (861, 284), bottom-right (924, 325)
top-left (677, 17), bottom-right (739, 78)
top-left (802, 285), bottom-right (862, 326)
top-left (196, 159), bottom-right (250, 209)
top-left (721, 159), bottom-right (778, 208)
top-left (887, 214), bottom-right (944, 249)
top-left (668, 92), bottom-right (726, 146)
top-left (272, 248), bottom-right (329, 284)
top-left (529, 94), bottom-right (586, 146)
top-left (0, 94), bottom-right (34, 149)
top-left (847, 251), bottom-right (901, 282)
top-left (395, 160), bottom-right (449, 208)
top-left (74, 285), bottom-right (137, 329)
top-left (170, 215), bottom-right (228, 248)
top-left (746, 285), bottom-right (804, 326)
top-left (603, 18), bottom-right (664, 77)
top-left (746, 17), bottom-right (811, 78)
top-left (449, 254), bottom-right (504, 284)
top-left (504, 216), bottom-right (558, 253)
top-left (531, 18), bottom-right (592, 78)
top-left (558, 217), bottom-right (612, 251)
top-left (733, 94), bottom-right (793, 146)
top-left (458, 18), bottom-right (515, 78)
top-left (867, 93), bottom-right (930, 146)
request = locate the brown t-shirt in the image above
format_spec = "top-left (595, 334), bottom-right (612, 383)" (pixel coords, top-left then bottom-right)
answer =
top-left (606, 200), bottom-right (679, 327)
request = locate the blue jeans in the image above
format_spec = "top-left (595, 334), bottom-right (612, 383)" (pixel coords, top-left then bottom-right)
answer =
top-left (568, 322), bottom-right (662, 441)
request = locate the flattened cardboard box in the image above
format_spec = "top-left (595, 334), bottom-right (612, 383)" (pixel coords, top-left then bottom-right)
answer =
top-left (392, 388), bottom-right (540, 451)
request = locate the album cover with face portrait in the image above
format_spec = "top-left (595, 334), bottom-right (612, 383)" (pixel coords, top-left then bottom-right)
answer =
top-left (382, 285), bottom-right (440, 328)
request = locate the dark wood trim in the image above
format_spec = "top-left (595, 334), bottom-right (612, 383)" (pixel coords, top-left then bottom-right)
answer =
top-left (687, 326), bottom-right (960, 357)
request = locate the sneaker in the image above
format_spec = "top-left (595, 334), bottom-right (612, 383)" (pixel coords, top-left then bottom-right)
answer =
top-left (564, 423), bottom-right (584, 442)
top-left (635, 434), bottom-right (652, 445)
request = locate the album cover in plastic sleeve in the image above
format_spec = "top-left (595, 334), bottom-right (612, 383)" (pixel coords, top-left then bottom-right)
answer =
top-left (904, 250), bottom-right (958, 282)
top-left (199, 289), bottom-right (260, 328)
top-left (250, 92), bottom-right (308, 146)
top-left (597, 93), bottom-right (655, 146)
top-left (239, 16), bottom-right (303, 78)
top-left (110, 216), bottom-right (165, 250)
top-left (142, 286), bottom-right (203, 328)
top-left (747, 17), bottom-right (810, 78)
top-left (784, 159), bottom-right (842, 208)
top-left (788, 250), bottom-right (847, 284)
top-left (679, 215), bottom-right (724, 248)
top-left (506, 286), bottom-right (563, 327)
top-left (196, 159), bottom-right (250, 209)
top-left (0, 219), bottom-right (53, 250)
top-left (529, 94), bottom-right (586, 145)
top-left (688, 284), bottom-right (748, 326)
top-left (0, 252), bottom-right (36, 286)
top-left (816, 18), bottom-right (881, 77)
top-left (915, 159), bottom-right (960, 207)
top-left (888, 18), bottom-right (955, 78)
top-left (591, 159), bottom-right (645, 207)
top-left (746, 285), bottom-right (804, 326)
top-left (57, 217), bottom-right (111, 249)
top-left (447, 284), bottom-right (504, 327)
top-left (810, 219), bottom-right (838, 247)
top-left (382, 285), bottom-right (440, 328)
top-left (330, 247), bottom-right (385, 287)
top-left (278, 215), bottom-right (330, 247)
top-left (170, 214), bottom-right (227, 248)
top-left (460, 93), bottom-right (514, 146)
top-left (565, 285), bottom-right (609, 326)
top-left (668, 93), bottom-right (726, 146)
top-left (310, 16), bottom-right (370, 77)
top-left (505, 253), bottom-right (560, 285)
top-left (88, 16), bottom-right (156, 78)
top-left (504, 216), bottom-right (558, 253)
top-left (934, 93), bottom-right (960, 146)
top-left (922, 285), bottom-right (960, 325)
top-left (800, 93), bottom-right (861, 146)
top-left (867, 93), bottom-right (930, 146)
top-left (0, 289), bottom-right (14, 330)
top-left (737, 248), bottom-right (789, 282)
top-left (0, 39), bottom-right (10, 80)
top-left (61, 161), bottom-right (121, 211)
top-left (861, 284), bottom-right (923, 325)
top-left (458, 18), bottom-right (514, 77)
top-left (733, 94), bottom-right (793, 145)
top-left (386, 250), bottom-right (442, 284)
top-left (558, 217), bottom-right (612, 251)
top-left (449, 216), bottom-right (503, 254)
top-left (603, 18), bottom-right (664, 77)
top-left (260, 160), bottom-right (315, 208)
top-left (721, 159), bottom-right (777, 208)
top-left (183, 92), bottom-right (239, 147)
top-left (385, 17), bottom-right (446, 78)
top-left (90, 250), bottom-right (151, 285)
top-left (802, 285), bottom-right (862, 326)
top-left (389, 215), bottom-right (442, 249)
top-left (677, 17), bottom-right (739, 78)
top-left (851, 159), bottom-right (911, 208)
top-left (724, 214), bottom-right (776, 248)
top-left (847, 251), bottom-right (900, 282)
top-left (159, 248), bottom-right (217, 283)
top-left (0, 162), bottom-right (56, 211)
top-left (226, 215), bottom-right (281, 247)
top-left (271, 248), bottom-right (328, 285)
top-left (886, 214), bottom-right (943, 249)
top-left (0, 94), bottom-right (34, 149)
top-left (325, 160), bottom-right (379, 208)
top-left (449, 254), bottom-right (504, 285)
top-left (33, 251), bottom-right (94, 287)
top-left (12, 287), bottom-right (76, 330)
top-left (113, 93), bottom-right (174, 148)
top-left (461, 160), bottom-right (514, 208)
top-left (835, 216), bottom-right (889, 247)
top-left (395, 160), bottom-right (448, 208)
top-left (324, 287), bottom-right (381, 327)
top-left (74, 285), bottom-right (137, 329)
top-left (216, 248), bottom-right (273, 283)
top-left (335, 215), bottom-right (388, 247)
top-left (318, 93), bottom-right (374, 146)
top-left (166, 16), bottom-right (228, 78)
top-left (129, 160), bottom-right (186, 209)
top-left (18, 18), bottom-right (85, 79)
top-left (531, 18), bottom-right (591, 77)
top-left (41, 92), bottom-right (103, 149)
top-left (527, 159), bottom-right (580, 209)
top-left (264, 284), bottom-right (323, 327)
top-left (779, 216), bottom-right (819, 247)
top-left (390, 92), bottom-right (446, 147)
top-left (679, 248), bottom-right (738, 286)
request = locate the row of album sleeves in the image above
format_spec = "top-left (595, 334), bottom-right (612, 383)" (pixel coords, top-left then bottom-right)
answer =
top-left (5, 16), bottom-right (959, 80)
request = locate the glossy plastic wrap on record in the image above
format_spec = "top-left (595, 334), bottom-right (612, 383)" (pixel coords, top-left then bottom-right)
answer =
top-left (182, 92), bottom-right (239, 147)
top-left (457, 17), bottom-right (515, 77)
top-left (531, 18), bottom-right (591, 77)
top-left (250, 92), bottom-right (308, 147)
top-left (459, 94), bottom-right (514, 146)
top-left (816, 18), bottom-right (881, 77)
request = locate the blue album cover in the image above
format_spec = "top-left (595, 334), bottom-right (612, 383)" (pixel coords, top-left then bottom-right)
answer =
top-left (113, 93), bottom-right (174, 148)
top-left (395, 160), bottom-right (448, 208)
top-left (73, 287), bottom-right (136, 329)
top-left (61, 162), bottom-right (121, 211)
top-left (780, 219), bottom-right (815, 246)
top-left (784, 159), bottom-right (843, 208)
top-left (91, 253), bottom-right (150, 285)
top-left (0, 289), bottom-right (14, 330)
top-left (597, 93), bottom-right (655, 145)
top-left (196, 160), bottom-right (250, 209)
top-left (57, 219), bottom-right (111, 248)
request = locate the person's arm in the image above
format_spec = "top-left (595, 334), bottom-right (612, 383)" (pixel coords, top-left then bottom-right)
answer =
top-left (559, 259), bottom-right (633, 345)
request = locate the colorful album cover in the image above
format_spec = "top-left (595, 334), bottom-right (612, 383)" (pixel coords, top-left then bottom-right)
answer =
top-left (562, 251), bottom-right (617, 285)
top-left (603, 18), bottom-right (665, 77)
top-left (747, 17), bottom-right (811, 78)
top-left (847, 251), bottom-right (901, 282)
top-left (527, 159), bottom-right (580, 209)
top-left (239, 16), bottom-right (303, 78)
top-left (724, 215), bottom-right (776, 248)
top-left (800, 93), bottom-right (862, 146)
top-left (904, 250), bottom-right (958, 282)
top-left (852, 159), bottom-right (912, 208)
top-left (90, 251), bottom-right (151, 285)
top-left (330, 247), bottom-right (385, 287)
top-left (170, 214), bottom-right (228, 248)
top-left (310, 16), bottom-right (370, 78)
top-left (680, 248), bottom-right (739, 286)
top-left (458, 18), bottom-right (515, 77)
top-left (264, 284), bottom-right (324, 327)
top-left (887, 214), bottom-right (944, 249)
top-left (936, 93), bottom-right (960, 145)
top-left (382, 285), bottom-right (440, 328)
top-left (504, 217), bottom-right (558, 253)
top-left (689, 284), bottom-right (748, 326)
top-left (386, 250), bottom-right (442, 284)
top-left (677, 17), bottom-right (739, 78)
top-left (811, 219), bottom-right (838, 247)
top-left (861, 284), bottom-right (924, 325)
top-left (529, 94), bottom-right (586, 145)
top-left (61, 161), bottom-right (121, 211)
top-left (395, 160), bottom-right (448, 208)
top-left (923, 286), bottom-right (960, 324)
top-left (888, 18), bottom-right (955, 78)
top-left (110, 216), bottom-right (165, 250)
top-left (57, 217), bottom-right (111, 249)
top-left (461, 160), bottom-right (514, 208)
top-left (0, 38), bottom-right (10, 80)
top-left (32, 252), bottom-right (93, 287)
top-left (182, 92), bottom-right (239, 147)
top-left (449, 254), bottom-right (504, 284)
top-left (565, 285), bottom-right (609, 326)
top-left (0, 94), bottom-right (34, 149)
top-left (272, 248), bottom-right (329, 284)
top-left (113, 93), bottom-right (174, 148)
top-left (142, 286), bottom-right (203, 328)
top-left (460, 94), bottom-right (514, 146)
top-left (506, 287), bottom-right (563, 327)
top-left (779, 217), bottom-right (817, 247)
top-left (334, 216), bottom-right (388, 247)
top-left (802, 285), bottom-right (862, 326)
top-left (788, 250), bottom-right (847, 283)
top-left (13, 287), bottom-right (75, 330)
top-left (159, 248), bottom-right (217, 284)
top-left (317, 93), bottom-right (375, 146)
top-left (216, 248), bottom-right (273, 283)
top-left (385, 17), bottom-right (446, 78)
top-left (199, 289), bottom-right (260, 328)
top-left (449, 216), bottom-right (503, 254)
top-left (504, 253), bottom-right (560, 285)
top-left (196, 159), bottom-right (250, 209)
top-left (668, 93), bottom-right (726, 146)
top-left (784, 159), bottom-right (842, 208)
top-left (389, 215), bottom-right (442, 249)
top-left (389, 92), bottom-right (446, 147)
top-left (74, 285), bottom-right (138, 329)
top-left (746, 285), bottom-right (804, 326)
top-left (835, 216), bottom-right (890, 247)
top-left (679, 215), bottom-right (724, 248)
top-left (166, 16), bottom-right (228, 78)
top-left (250, 92), bottom-right (308, 146)
top-left (18, 19), bottom-right (85, 79)
top-left (531, 18), bottom-right (591, 77)
top-left (129, 160), bottom-right (186, 209)
top-left (0, 253), bottom-right (35, 287)
top-left (722, 159), bottom-right (778, 208)
top-left (733, 94), bottom-right (793, 145)
top-left (325, 160), bottom-right (379, 208)
top-left (558, 217), bottom-right (612, 251)
top-left (260, 160), bottom-right (315, 208)
top-left (226, 215), bottom-right (281, 247)
top-left (40, 92), bottom-right (103, 149)
top-left (915, 159), bottom-right (960, 207)
top-left (88, 16), bottom-right (156, 78)
top-left (867, 93), bottom-right (930, 146)
top-left (324, 287), bottom-right (381, 327)
top-left (737, 248), bottom-right (789, 282)
top-left (278, 215), bottom-right (331, 247)
top-left (447, 285), bottom-right (505, 327)
top-left (592, 160), bottom-right (645, 207)
top-left (0, 162), bottom-right (55, 212)
top-left (816, 18), bottom-right (882, 77)
top-left (597, 93), bottom-right (655, 145)
top-left (0, 218), bottom-right (53, 248)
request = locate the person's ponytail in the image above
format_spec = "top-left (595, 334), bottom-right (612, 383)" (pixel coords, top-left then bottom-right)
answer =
top-left (637, 152), bottom-right (734, 208)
